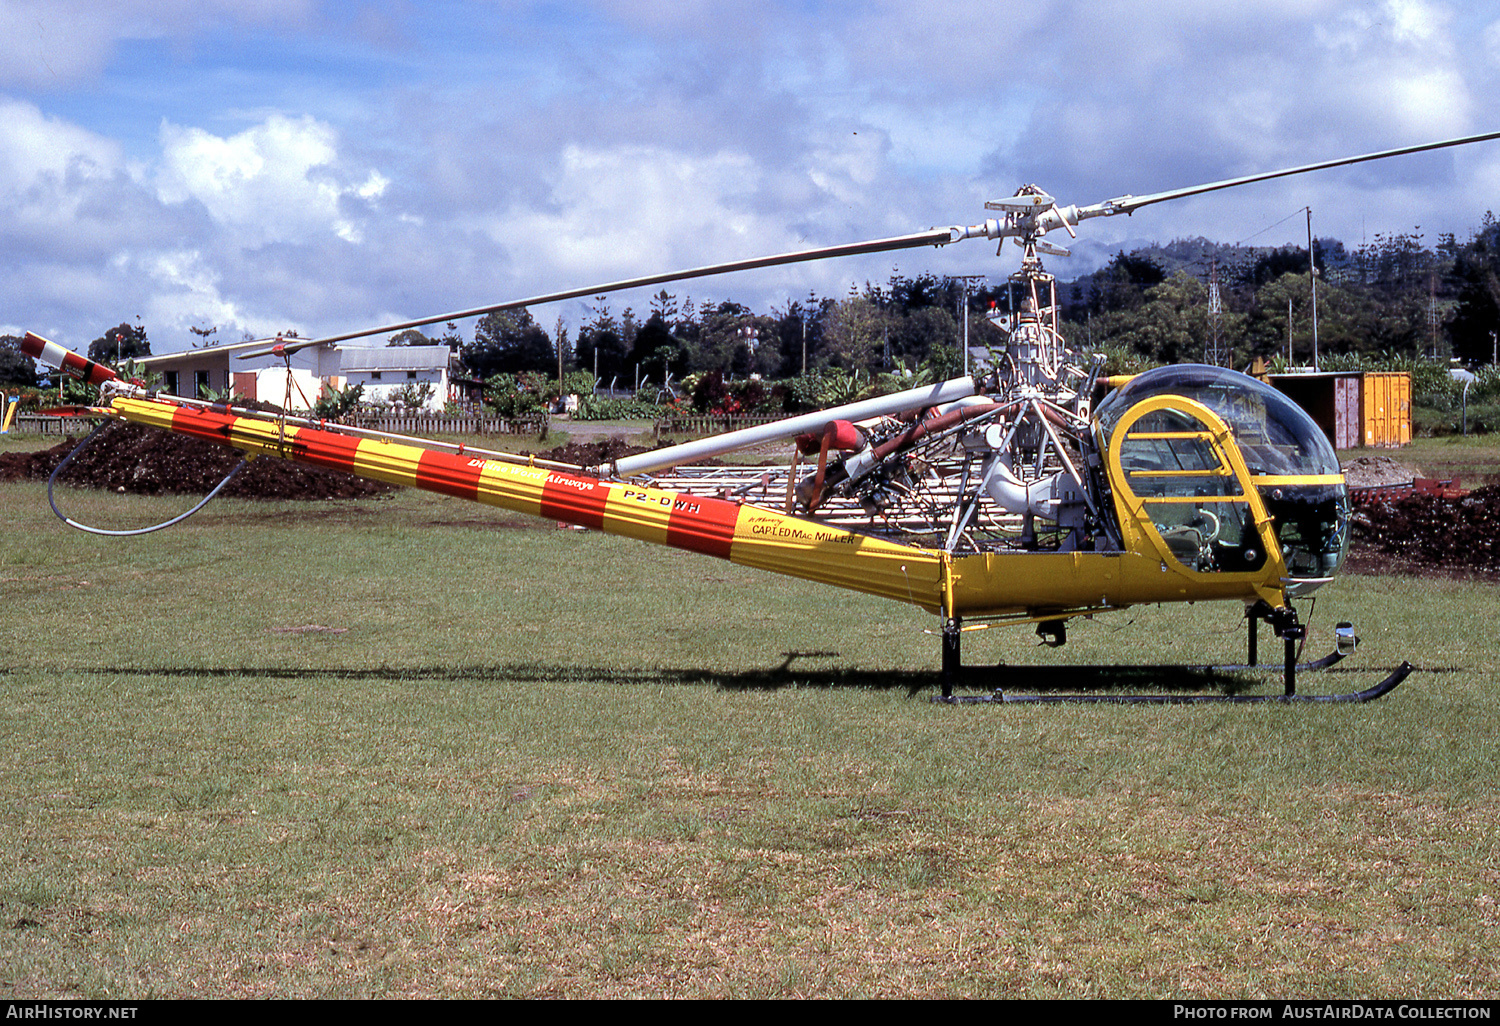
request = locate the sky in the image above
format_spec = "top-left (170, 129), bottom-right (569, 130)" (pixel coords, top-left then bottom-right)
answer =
top-left (3, 0), bottom-right (1500, 356)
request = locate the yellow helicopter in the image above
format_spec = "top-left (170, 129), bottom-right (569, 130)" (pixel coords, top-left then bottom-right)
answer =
top-left (25, 131), bottom-right (1500, 703)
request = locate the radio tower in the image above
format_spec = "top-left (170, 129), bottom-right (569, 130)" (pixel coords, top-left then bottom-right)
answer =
top-left (1206, 259), bottom-right (1225, 367)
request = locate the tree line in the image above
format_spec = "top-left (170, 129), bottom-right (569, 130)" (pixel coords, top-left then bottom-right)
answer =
top-left (6, 215), bottom-right (1500, 394)
top-left (1061, 217), bottom-right (1500, 369)
top-left (438, 273), bottom-right (982, 389)
top-left (435, 216), bottom-right (1500, 385)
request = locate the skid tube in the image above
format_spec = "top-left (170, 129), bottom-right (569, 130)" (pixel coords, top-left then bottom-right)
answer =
top-left (933, 609), bottom-right (1413, 705)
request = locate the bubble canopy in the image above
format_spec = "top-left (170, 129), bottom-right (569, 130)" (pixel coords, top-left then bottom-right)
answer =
top-left (1094, 364), bottom-right (1349, 581)
top-left (1095, 365), bottom-right (1340, 478)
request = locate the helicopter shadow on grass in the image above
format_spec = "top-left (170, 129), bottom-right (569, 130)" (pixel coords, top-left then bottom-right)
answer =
top-left (77, 657), bottom-right (933, 693)
top-left (40, 652), bottom-right (1437, 697)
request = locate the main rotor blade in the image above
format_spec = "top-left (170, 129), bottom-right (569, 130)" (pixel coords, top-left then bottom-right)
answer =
top-left (136, 336), bottom-right (289, 364)
top-left (239, 227), bottom-right (955, 359)
top-left (1092, 129), bottom-right (1500, 218)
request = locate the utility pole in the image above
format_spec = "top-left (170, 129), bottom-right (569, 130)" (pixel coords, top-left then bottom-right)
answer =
top-left (954, 275), bottom-right (987, 378)
top-left (1428, 276), bottom-right (1440, 359)
top-left (1307, 207), bottom-right (1319, 371)
top-left (803, 290), bottom-right (815, 377)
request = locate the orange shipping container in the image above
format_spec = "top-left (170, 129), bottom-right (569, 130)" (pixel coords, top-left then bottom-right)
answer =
top-left (1361, 371), bottom-right (1411, 448)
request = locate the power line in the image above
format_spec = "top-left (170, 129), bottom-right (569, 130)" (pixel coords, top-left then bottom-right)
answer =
top-left (1236, 207), bottom-right (1312, 248)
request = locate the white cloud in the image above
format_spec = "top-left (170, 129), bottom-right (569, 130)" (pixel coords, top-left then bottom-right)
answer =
top-left (1484, 18), bottom-right (1500, 63)
top-left (488, 145), bottom-right (780, 280)
top-left (0, 1), bottom-right (128, 88)
top-left (0, 100), bottom-right (394, 346)
top-left (1383, 0), bottom-right (1451, 45)
top-left (0, 96), bottom-right (122, 195)
top-left (0, 0), bottom-right (311, 88)
top-left (1307, 0), bottom-right (1474, 138)
top-left (0, 96), bottom-right (177, 262)
top-left (139, 250), bottom-right (244, 336)
top-left (467, 131), bottom-right (969, 315)
top-left (156, 114), bottom-right (389, 247)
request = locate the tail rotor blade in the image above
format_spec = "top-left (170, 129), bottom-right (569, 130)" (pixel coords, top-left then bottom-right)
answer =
top-left (21, 332), bottom-right (119, 386)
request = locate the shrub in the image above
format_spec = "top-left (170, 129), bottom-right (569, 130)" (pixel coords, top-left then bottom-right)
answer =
top-left (393, 380), bottom-right (436, 410)
top-left (573, 395), bottom-right (663, 420)
top-left (484, 374), bottom-right (546, 420)
top-left (311, 382), bottom-right (363, 421)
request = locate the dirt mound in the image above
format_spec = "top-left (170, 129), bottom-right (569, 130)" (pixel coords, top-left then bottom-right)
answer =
top-left (1342, 454), bottom-right (1423, 488)
top-left (538, 436), bottom-right (651, 467)
top-left (0, 421), bottom-right (395, 501)
top-left (0, 443), bottom-right (68, 483)
top-left (539, 435), bottom-right (754, 470)
top-left (1351, 484), bottom-right (1500, 573)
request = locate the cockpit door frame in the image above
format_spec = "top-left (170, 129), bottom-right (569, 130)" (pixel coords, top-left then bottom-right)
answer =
top-left (1104, 393), bottom-right (1288, 597)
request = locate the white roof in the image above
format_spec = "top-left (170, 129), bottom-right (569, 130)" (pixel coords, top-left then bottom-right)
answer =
top-left (337, 346), bottom-right (450, 372)
top-left (135, 343), bottom-right (325, 371)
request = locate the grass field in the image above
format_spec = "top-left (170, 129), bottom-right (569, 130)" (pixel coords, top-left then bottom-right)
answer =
top-left (1399, 433), bottom-right (1500, 489)
top-left (2, 431), bottom-right (1499, 998)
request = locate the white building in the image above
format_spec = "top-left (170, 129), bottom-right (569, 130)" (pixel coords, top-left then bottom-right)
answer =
top-left (137, 341), bottom-right (334, 410)
top-left (136, 341), bottom-right (453, 413)
top-left (335, 347), bottom-right (452, 412)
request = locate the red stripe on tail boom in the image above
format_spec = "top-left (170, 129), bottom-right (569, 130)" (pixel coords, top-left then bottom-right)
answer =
top-left (415, 449), bottom-right (483, 501)
top-left (170, 405), bottom-right (240, 444)
top-left (287, 425), bottom-right (363, 473)
top-left (666, 496), bottom-right (740, 559)
top-left (540, 472), bottom-right (609, 530)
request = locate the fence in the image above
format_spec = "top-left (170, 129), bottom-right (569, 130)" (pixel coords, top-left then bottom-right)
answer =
top-left (8, 414), bottom-right (103, 436)
top-left (651, 413), bottom-right (788, 436)
top-left (9, 408), bottom-right (792, 439)
top-left (6, 411), bottom-right (548, 438)
top-left (351, 413), bottom-right (549, 436)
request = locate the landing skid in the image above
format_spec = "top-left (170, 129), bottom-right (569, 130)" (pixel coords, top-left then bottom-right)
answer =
top-left (935, 662), bottom-right (1413, 704)
top-left (933, 608), bottom-right (1411, 704)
